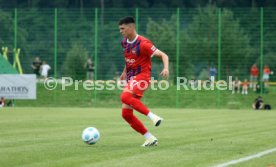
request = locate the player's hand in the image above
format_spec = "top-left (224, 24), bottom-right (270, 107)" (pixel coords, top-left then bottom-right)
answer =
top-left (160, 68), bottom-right (169, 79)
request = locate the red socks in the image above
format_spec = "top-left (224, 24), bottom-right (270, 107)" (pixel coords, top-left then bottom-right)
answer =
top-left (120, 92), bottom-right (150, 115)
top-left (122, 108), bottom-right (147, 135)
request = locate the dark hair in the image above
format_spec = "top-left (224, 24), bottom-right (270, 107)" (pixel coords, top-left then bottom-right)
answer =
top-left (118, 16), bottom-right (135, 25)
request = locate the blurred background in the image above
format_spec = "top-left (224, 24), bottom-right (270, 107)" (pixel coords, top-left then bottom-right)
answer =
top-left (0, 0), bottom-right (275, 108)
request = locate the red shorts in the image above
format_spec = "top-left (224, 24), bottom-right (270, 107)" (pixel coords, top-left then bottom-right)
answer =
top-left (124, 75), bottom-right (150, 97)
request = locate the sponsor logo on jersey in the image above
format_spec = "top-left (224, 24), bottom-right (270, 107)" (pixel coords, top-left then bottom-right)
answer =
top-left (125, 58), bottom-right (135, 64)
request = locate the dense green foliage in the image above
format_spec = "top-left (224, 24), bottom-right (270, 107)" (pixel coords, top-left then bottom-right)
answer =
top-left (1, 0), bottom-right (276, 8)
top-left (0, 7), bottom-right (275, 80)
top-left (183, 7), bottom-right (252, 79)
top-left (62, 43), bottom-right (88, 79)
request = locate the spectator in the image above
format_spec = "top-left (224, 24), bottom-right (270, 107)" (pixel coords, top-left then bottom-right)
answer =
top-left (232, 77), bottom-right (241, 94)
top-left (40, 61), bottom-right (51, 80)
top-left (263, 65), bottom-right (272, 88)
top-left (209, 65), bottom-right (217, 81)
top-left (31, 57), bottom-right (42, 77)
top-left (250, 64), bottom-right (258, 91)
top-left (252, 96), bottom-right (264, 110)
top-left (84, 58), bottom-right (94, 80)
top-left (241, 79), bottom-right (249, 95)
top-left (0, 97), bottom-right (5, 108)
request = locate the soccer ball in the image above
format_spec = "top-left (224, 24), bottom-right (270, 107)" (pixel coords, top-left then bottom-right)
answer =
top-left (81, 127), bottom-right (100, 145)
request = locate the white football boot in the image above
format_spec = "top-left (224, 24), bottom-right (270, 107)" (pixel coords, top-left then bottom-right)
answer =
top-left (141, 136), bottom-right (158, 147)
top-left (152, 115), bottom-right (163, 127)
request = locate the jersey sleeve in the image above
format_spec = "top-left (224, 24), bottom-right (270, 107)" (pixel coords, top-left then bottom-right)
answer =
top-left (141, 40), bottom-right (158, 57)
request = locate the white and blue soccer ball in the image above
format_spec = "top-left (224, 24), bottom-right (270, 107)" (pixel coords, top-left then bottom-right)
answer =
top-left (81, 127), bottom-right (100, 145)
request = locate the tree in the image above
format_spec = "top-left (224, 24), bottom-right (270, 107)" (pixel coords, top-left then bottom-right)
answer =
top-left (146, 15), bottom-right (181, 79)
top-left (182, 6), bottom-right (254, 79)
top-left (0, 10), bottom-right (15, 48)
top-left (0, 9), bottom-right (28, 70)
top-left (62, 43), bottom-right (88, 80)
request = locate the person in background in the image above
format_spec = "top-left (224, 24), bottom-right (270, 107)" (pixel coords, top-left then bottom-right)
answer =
top-left (232, 77), bottom-right (241, 94)
top-left (31, 57), bottom-right (42, 77)
top-left (241, 79), bottom-right (249, 95)
top-left (209, 65), bottom-right (217, 81)
top-left (40, 61), bottom-right (51, 80)
top-left (250, 64), bottom-right (258, 91)
top-left (263, 65), bottom-right (272, 88)
top-left (252, 96), bottom-right (264, 110)
top-left (0, 97), bottom-right (5, 108)
top-left (84, 58), bottom-right (94, 80)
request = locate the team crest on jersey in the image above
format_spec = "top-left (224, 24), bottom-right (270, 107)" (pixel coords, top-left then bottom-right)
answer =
top-left (131, 48), bottom-right (136, 54)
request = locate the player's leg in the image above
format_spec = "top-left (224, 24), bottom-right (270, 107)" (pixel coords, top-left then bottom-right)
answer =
top-left (121, 103), bottom-right (157, 146)
top-left (232, 85), bottom-right (236, 94)
top-left (121, 103), bottom-right (147, 135)
top-left (253, 76), bottom-right (257, 90)
top-left (121, 77), bottom-right (162, 146)
top-left (250, 75), bottom-right (253, 88)
top-left (263, 75), bottom-right (268, 88)
top-left (122, 77), bottom-right (163, 126)
top-left (121, 91), bottom-right (163, 126)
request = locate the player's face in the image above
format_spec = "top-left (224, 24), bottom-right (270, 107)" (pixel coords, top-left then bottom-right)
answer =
top-left (119, 24), bottom-right (132, 37)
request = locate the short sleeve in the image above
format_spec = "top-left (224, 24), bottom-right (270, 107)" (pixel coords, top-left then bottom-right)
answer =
top-left (141, 41), bottom-right (158, 57)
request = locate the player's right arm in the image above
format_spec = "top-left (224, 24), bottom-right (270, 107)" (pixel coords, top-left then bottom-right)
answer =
top-left (141, 40), bottom-right (169, 79)
top-left (120, 65), bottom-right (127, 80)
top-left (153, 50), bottom-right (169, 79)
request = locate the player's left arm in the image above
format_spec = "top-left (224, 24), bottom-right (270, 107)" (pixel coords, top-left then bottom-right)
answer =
top-left (153, 50), bottom-right (169, 79)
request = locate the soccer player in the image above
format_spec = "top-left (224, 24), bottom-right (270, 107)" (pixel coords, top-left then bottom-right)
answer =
top-left (118, 16), bottom-right (169, 147)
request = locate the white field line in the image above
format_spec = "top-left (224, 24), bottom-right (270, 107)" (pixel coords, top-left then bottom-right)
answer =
top-left (214, 147), bottom-right (276, 167)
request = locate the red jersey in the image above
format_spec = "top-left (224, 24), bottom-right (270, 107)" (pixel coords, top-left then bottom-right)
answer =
top-left (121, 35), bottom-right (157, 81)
top-left (263, 67), bottom-right (271, 74)
top-left (241, 81), bottom-right (249, 87)
top-left (250, 66), bottom-right (259, 76)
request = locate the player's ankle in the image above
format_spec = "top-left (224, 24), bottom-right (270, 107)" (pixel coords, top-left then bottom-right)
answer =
top-left (143, 132), bottom-right (153, 139)
top-left (147, 112), bottom-right (157, 120)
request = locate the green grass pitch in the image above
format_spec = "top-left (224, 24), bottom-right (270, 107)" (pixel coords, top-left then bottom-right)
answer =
top-left (0, 108), bottom-right (276, 167)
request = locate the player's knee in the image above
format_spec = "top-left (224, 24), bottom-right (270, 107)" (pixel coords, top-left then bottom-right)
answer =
top-left (122, 109), bottom-right (133, 121)
top-left (120, 92), bottom-right (133, 104)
